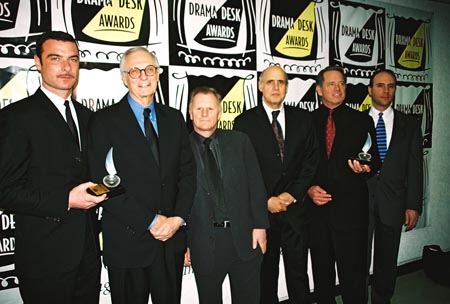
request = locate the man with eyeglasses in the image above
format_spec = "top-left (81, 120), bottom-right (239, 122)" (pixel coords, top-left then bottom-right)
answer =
top-left (307, 65), bottom-right (380, 303)
top-left (88, 47), bottom-right (196, 304)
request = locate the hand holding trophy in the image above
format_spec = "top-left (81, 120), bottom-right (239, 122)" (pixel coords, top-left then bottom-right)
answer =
top-left (88, 147), bottom-right (125, 197)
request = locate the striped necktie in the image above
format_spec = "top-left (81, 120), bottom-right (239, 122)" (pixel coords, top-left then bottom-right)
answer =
top-left (376, 112), bottom-right (387, 162)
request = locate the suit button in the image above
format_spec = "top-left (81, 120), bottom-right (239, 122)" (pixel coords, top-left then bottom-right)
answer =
top-left (161, 183), bottom-right (166, 188)
top-left (75, 157), bottom-right (82, 163)
top-left (126, 226), bottom-right (135, 234)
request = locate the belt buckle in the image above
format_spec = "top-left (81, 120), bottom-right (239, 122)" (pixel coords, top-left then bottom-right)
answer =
top-left (223, 220), bottom-right (230, 228)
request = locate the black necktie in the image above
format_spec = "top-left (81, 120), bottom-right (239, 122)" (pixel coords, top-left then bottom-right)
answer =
top-left (143, 108), bottom-right (159, 165)
top-left (271, 110), bottom-right (284, 161)
top-left (203, 138), bottom-right (227, 222)
top-left (64, 100), bottom-right (79, 148)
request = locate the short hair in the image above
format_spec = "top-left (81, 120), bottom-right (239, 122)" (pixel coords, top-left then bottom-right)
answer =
top-left (35, 31), bottom-right (78, 61)
top-left (259, 65), bottom-right (288, 84)
top-left (316, 65), bottom-right (346, 87)
top-left (369, 69), bottom-right (397, 87)
top-left (189, 86), bottom-right (222, 111)
top-left (120, 47), bottom-right (160, 72)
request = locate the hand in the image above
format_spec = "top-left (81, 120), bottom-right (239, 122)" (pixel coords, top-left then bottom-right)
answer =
top-left (307, 185), bottom-right (332, 206)
top-left (184, 247), bottom-right (191, 267)
top-left (278, 192), bottom-right (295, 206)
top-left (348, 159), bottom-right (371, 174)
top-left (267, 196), bottom-right (288, 213)
top-left (404, 209), bottom-right (419, 231)
top-left (252, 229), bottom-right (267, 254)
top-left (150, 216), bottom-right (183, 242)
top-left (68, 182), bottom-right (107, 209)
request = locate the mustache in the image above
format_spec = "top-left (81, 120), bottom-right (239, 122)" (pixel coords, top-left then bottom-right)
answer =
top-left (58, 74), bottom-right (75, 79)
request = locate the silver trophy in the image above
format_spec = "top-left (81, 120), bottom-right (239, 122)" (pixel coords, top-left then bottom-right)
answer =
top-left (103, 148), bottom-right (121, 188)
top-left (354, 133), bottom-right (372, 164)
top-left (88, 147), bottom-right (125, 197)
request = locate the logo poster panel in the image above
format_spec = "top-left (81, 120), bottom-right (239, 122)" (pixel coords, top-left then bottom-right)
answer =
top-left (385, 4), bottom-right (432, 83)
top-left (167, 65), bottom-right (257, 128)
top-left (169, 0), bottom-right (256, 69)
top-left (329, 0), bottom-right (385, 78)
top-left (257, 0), bottom-right (329, 75)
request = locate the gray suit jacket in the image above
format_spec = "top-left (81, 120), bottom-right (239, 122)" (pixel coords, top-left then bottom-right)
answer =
top-left (188, 129), bottom-right (269, 275)
top-left (367, 109), bottom-right (423, 226)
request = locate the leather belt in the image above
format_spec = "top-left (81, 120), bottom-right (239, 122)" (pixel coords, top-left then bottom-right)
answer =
top-left (213, 221), bottom-right (231, 228)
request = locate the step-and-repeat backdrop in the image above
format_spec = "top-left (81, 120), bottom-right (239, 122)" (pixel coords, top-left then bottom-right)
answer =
top-left (0, 0), bottom-right (433, 303)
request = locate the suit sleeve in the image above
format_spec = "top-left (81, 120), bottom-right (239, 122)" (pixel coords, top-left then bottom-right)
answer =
top-left (173, 112), bottom-right (196, 220)
top-left (243, 134), bottom-right (269, 229)
top-left (406, 118), bottom-right (423, 213)
top-left (0, 108), bottom-right (70, 218)
top-left (286, 114), bottom-right (319, 201)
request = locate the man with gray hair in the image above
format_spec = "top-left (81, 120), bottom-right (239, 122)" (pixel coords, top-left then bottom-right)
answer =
top-left (88, 47), bottom-right (196, 304)
top-left (234, 65), bottom-right (319, 303)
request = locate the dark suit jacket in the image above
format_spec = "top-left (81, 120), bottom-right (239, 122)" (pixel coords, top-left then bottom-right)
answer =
top-left (188, 130), bottom-right (269, 275)
top-left (233, 104), bottom-right (319, 232)
top-left (0, 89), bottom-right (97, 276)
top-left (367, 109), bottom-right (423, 226)
top-left (88, 96), bottom-right (196, 268)
top-left (309, 104), bottom-right (381, 229)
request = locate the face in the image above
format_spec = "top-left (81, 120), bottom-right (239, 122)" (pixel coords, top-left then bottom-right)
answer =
top-left (316, 70), bottom-right (346, 109)
top-left (121, 50), bottom-right (159, 106)
top-left (189, 92), bottom-right (221, 136)
top-left (368, 72), bottom-right (396, 111)
top-left (34, 39), bottom-right (79, 99)
top-left (258, 66), bottom-right (288, 109)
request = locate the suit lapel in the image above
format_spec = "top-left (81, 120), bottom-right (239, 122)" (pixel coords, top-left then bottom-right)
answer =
top-left (72, 100), bottom-right (89, 151)
top-left (35, 90), bottom-right (80, 148)
top-left (384, 110), bottom-right (406, 163)
top-left (116, 98), bottom-right (160, 167)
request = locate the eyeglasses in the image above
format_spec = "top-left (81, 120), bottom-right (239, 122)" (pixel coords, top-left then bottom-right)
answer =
top-left (123, 65), bottom-right (158, 79)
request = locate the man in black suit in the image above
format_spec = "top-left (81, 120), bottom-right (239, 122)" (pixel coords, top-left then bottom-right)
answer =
top-left (0, 31), bottom-right (106, 304)
top-left (185, 86), bottom-right (269, 303)
top-left (88, 47), bottom-right (196, 304)
top-left (234, 66), bottom-right (319, 303)
top-left (307, 65), bottom-right (380, 304)
top-left (366, 69), bottom-right (423, 304)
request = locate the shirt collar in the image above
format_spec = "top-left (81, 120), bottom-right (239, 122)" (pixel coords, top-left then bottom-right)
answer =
top-left (262, 100), bottom-right (284, 121)
top-left (127, 93), bottom-right (156, 120)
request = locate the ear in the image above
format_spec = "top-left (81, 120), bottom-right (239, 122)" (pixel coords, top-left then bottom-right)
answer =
top-left (315, 85), bottom-right (323, 97)
top-left (258, 81), bottom-right (263, 93)
top-left (34, 55), bottom-right (42, 72)
top-left (368, 86), bottom-right (373, 97)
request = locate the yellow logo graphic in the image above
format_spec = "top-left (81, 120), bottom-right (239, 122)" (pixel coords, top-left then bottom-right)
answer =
top-left (219, 79), bottom-right (245, 130)
top-left (359, 94), bottom-right (372, 112)
top-left (398, 23), bottom-right (425, 69)
top-left (82, 0), bottom-right (146, 42)
top-left (275, 2), bottom-right (315, 58)
top-left (0, 71), bottom-right (29, 105)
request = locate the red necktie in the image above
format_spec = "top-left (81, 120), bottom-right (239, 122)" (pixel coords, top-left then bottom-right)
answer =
top-left (325, 109), bottom-right (335, 159)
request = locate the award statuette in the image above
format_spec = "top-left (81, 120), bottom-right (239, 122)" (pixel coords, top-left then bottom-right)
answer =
top-left (350, 133), bottom-right (372, 165)
top-left (88, 148), bottom-right (125, 197)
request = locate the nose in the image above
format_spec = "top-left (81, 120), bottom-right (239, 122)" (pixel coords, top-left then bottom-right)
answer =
top-left (139, 69), bottom-right (148, 80)
top-left (201, 108), bottom-right (208, 116)
top-left (61, 59), bottom-right (71, 71)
